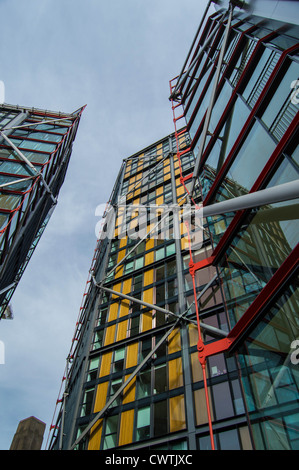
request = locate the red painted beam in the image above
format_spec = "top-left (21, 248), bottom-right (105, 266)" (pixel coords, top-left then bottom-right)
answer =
top-left (189, 255), bottom-right (215, 277)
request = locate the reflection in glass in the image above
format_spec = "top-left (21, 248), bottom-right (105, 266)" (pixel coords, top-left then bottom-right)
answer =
top-left (219, 196), bottom-right (299, 326)
top-left (237, 279), bottom-right (299, 449)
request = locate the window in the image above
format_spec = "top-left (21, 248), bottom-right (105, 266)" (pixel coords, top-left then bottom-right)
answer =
top-left (212, 382), bottom-right (234, 420)
top-left (154, 364), bottom-right (167, 394)
top-left (112, 348), bottom-right (125, 373)
top-left (81, 387), bottom-right (95, 417)
top-left (108, 378), bottom-right (123, 406)
top-left (261, 59), bottom-right (299, 133)
top-left (216, 119), bottom-right (276, 200)
top-left (136, 406), bottom-right (151, 441)
top-left (154, 400), bottom-right (168, 437)
top-left (103, 415), bottom-right (119, 449)
top-left (92, 329), bottom-right (104, 351)
top-left (87, 357), bottom-right (100, 382)
top-left (202, 95), bottom-right (251, 181)
top-left (218, 428), bottom-right (241, 450)
top-left (124, 255), bottom-right (144, 273)
top-left (129, 315), bottom-right (140, 336)
top-left (97, 307), bottom-right (108, 326)
top-left (137, 369), bottom-right (151, 398)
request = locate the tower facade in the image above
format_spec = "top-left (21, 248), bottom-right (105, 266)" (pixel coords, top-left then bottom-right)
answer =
top-left (48, 1), bottom-right (298, 451)
top-left (0, 104), bottom-right (84, 318)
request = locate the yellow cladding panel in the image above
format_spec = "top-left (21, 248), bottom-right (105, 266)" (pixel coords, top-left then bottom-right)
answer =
top-left (112, 282), bottom-right (121, 298)
top-left (180, 221), bottom-right (187, 236)
top-left (142, 289), bottom-right (153, 331)
top-left (114, 265), bottom-right (124, 279)
top-left (122, 278), bottom-right (132, 294)
top-left (131, 196), bottom-right (140, 207)
top-left (142, 312), bottom-right (152, 332)
top-left (116, 319), bottom-right (128, 341)
top-left (104, 324), bottom-right (116, 346)
top-left (177, 185), bottom-right (185, 198)
top-left (88, 419), bottom-right (103, 450)
top-left (122, 375), bottom-right (136, 404)
top-left (118, 410), bottom-right (134, 446)
top-left (168, 357), bottom-right (184, 390)
top-left (130, 218), bottom-right (138, 231)
top-left (120, 237), bottom-right (128, 250)
top-left (156, 143), bottom-right (162, 159)
top-left (144, 268), bottom-right (154, 287)
top-left (108, 302), bottom-right (119, 322)
top-left (168, 328), bottom-right (181, 354)
top-left (116, 249), bottom-right (126, 264)
top-left (126, 342), bottom-right (138, 369)
top-left (156, 196), bottom-right (163, 206)
top-left (94, 382), bottom-right (109, 412)
top-left (119, 299), bottom-right (130, 318)
top-left (145, 240), bottom-right (154, 266)
top-left (100, 352), bottom-right (113, 377)
top-left (169, 395), bottom-right (186, 433)
top-left (181, 237), bottom-right (190, 251)
top-left (143, 287), bottom-right (153, 304)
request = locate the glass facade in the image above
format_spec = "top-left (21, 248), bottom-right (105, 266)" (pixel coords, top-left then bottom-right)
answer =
top-left (0, 104), bottom-right (84, 317)
top-left (48, 4), bottom-right (298, 451)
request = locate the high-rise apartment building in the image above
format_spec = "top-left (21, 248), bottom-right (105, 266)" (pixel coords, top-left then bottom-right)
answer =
top-left (0, 104), bottom-right (84, 318)
top-left (48, 0), bottom-right (298, 451)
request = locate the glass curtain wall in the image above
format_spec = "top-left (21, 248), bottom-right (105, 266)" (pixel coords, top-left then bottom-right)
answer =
top-left (177, 7), bottom-right (299, 450)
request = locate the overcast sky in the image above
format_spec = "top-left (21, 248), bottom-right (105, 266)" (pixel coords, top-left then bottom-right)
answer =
top-left (0, 0), bottom-right (211, 450)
